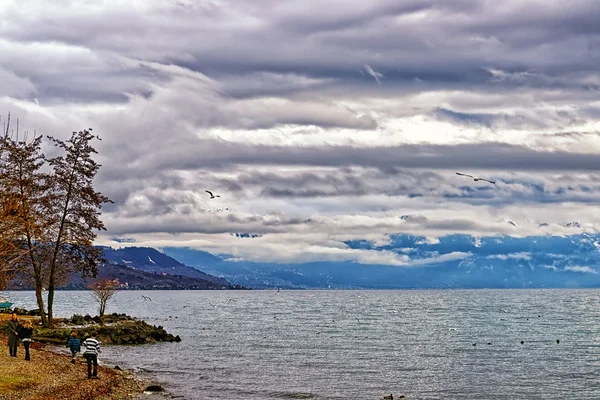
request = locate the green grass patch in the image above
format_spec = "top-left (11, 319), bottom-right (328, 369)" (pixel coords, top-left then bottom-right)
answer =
top-left (0, 374), bottom-right (38, 391)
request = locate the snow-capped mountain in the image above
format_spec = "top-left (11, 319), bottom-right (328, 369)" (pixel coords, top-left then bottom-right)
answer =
top-left (162, 232), bottom-right (600, 289)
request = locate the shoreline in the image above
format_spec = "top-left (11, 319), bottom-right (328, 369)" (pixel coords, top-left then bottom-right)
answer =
top-left (0, 315), bottom-right (154, 400)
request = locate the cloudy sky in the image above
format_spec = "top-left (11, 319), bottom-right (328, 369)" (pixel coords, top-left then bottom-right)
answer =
top-left (2, 0), bottom-right (600, 265)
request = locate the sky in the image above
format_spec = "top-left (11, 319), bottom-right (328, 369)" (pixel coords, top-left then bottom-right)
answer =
top-left (2, 0), bottom-right (600, 266)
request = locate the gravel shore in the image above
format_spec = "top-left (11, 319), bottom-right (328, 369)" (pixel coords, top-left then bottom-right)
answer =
top-left (0, 315), bottom-right (148, 400)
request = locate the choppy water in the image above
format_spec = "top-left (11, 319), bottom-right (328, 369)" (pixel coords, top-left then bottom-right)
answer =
top-left (5, 289), bottom-right (600, 399)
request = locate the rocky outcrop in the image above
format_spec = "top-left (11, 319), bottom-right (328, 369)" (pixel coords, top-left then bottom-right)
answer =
top-left (9, 307), bottom-right (43, 316)
top-left (31, 313), bottom-right (181, 345)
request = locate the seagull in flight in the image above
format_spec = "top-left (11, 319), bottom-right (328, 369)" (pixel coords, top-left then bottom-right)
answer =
top-left (456, 172), bottom-right (496, 185)
top-left (141, 295), bottom-right (152, 301)
top-left (205, 190), bottom-right (220, 199)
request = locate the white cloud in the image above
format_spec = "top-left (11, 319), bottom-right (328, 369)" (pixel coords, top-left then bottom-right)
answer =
top-left (564, 266), bottom-right (598, 274)
top-left (488, 252), bottom-right (531, 261)
top-left (361, 64), bottom-right (384, 84)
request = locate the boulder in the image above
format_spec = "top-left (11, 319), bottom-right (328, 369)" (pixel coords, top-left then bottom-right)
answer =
top-left (145, 385), bottom-right (164, 392)
top-left (70, 314), bottom-right (86, 325)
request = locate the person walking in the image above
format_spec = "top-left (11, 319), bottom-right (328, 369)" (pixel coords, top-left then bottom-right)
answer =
top-left (82, 331), bottom-right (101, 379)
top-left (19, 321), bottom-right (33, 361)
top-left (6, 313), bottom-right (20, 357)
top-left (66, 331), bottom-right (81, 364)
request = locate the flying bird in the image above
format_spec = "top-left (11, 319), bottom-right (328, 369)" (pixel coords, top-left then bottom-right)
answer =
top-left (141, 295), bottom-right (152, 301)
top-left (205, 190), bottom-right (220, 199)
top-left (455, 172), bottom-right (496, 185)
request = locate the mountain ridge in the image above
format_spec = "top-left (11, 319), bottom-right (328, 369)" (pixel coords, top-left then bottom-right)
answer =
top-left (6, 246), bottom-right (246, 290)
top-left (160, 232), bottom-right (600, 289)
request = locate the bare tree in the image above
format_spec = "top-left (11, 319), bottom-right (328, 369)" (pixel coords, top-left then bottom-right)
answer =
top-left (44, 129), bottom-right (112, 327)
top-left (89, 278), bottom-right (118, 317)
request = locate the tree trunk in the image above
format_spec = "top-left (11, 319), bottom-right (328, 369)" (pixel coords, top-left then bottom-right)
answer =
top-left (47, 283), bottom-right (55, 327)
top-left (99, 301), bottom-right (106, 317)
top-left (33, 274), bottom-right (47, 327)
top-left (26, 234), bottom-right (47, 327)
top-left (47, 159), bottom-right (77, 329)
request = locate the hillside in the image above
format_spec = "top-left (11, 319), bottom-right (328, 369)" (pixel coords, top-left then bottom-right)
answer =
top-left (97, 246), bottom-right (230, 285)
top-left (7, 247), bottom-right (245, 290)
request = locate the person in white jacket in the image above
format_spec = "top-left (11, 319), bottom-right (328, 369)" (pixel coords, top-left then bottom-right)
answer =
top-left (82, 331), bottom-right (101, 379)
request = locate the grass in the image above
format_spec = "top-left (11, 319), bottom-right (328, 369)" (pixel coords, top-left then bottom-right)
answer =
top-left (0, 374), bottom-right (38, 391)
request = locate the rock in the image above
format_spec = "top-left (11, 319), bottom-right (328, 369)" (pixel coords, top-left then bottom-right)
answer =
top-left (10, 307), bottom-right (42, 316)
top-left (114, 365), bottom-right (122, 370)
top-left (70, 314), bottom-right (86, 325)
top-left (145, 385), bottom-right (164, 392)
top-left (33, 313), bottom-right (181, 346)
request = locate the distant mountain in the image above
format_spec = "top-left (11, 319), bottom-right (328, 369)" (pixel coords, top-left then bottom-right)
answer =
top-left (162, 233), bottom-right (600, 289)
top-left (6, 246), bottom-right (246, 290)
top-left (98, 246), bottom-right (230, 286)
top-left (7, 262), bottom-right (239, 290)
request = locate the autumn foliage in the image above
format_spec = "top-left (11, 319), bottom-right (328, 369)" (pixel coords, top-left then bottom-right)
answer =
top-left (0, 115), bottom-right (112, 327)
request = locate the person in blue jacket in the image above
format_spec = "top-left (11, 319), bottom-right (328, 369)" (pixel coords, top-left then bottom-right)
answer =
top-left (66, 331), bottom-right (81, 364)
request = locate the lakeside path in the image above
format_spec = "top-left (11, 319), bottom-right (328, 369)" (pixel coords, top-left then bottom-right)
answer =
top-left (0, 316), bottom-right (147, 400)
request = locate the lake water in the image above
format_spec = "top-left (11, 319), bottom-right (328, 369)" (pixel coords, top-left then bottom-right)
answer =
top-left (4, 289), bottom-right (600, 399)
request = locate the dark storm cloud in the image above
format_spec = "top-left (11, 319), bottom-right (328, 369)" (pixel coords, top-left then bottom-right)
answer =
top-left (96, 140), bottom-right (600, 179)
top-left (177, 167), bottom-right (600, 206)
top-left (3, 0), bottom-right (600, 104)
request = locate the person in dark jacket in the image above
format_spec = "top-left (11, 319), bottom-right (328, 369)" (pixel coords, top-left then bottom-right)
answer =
top-left (66, 331), bottom-right (81, 364)
top-left (6, 313), bottom-right (20, 357)
top-left (19, 321), bottom-right (33, 361)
